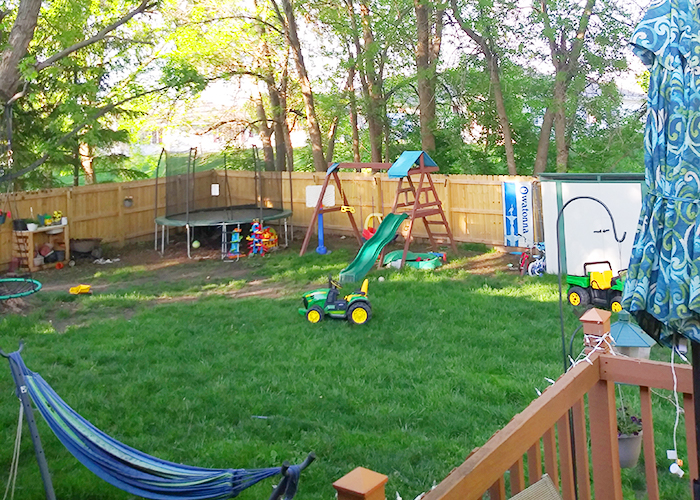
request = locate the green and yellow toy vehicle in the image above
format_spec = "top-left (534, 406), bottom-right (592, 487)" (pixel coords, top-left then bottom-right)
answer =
top-left (566, 261), bottom-right (626, 312)
top-left (299, 277), bottom-right (371, 325)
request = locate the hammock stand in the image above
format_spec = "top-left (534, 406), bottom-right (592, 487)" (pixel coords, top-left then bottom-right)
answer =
top-left (1, 344), bottom-right (314, 500)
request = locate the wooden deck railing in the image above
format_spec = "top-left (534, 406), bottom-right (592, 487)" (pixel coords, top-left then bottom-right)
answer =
top-left (419, 353), bottom-right (693, 500)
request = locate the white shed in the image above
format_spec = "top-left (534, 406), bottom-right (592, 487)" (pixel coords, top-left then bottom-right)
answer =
top-left (539, 173), bottom-right (645, 276)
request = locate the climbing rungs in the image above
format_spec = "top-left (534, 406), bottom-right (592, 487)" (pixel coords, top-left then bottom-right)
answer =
top-left (414, 209), bottom-right (443, 218)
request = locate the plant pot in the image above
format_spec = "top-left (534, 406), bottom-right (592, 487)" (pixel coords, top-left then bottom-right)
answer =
top-left (26, 223), bottom-right (38, 232)
top-left (33, 256), bottom-right (44, 268)
top-left (618, 432), bottom-right (643, 468)
top-left (12, 219), bottom-right (27, 231)
top-left (70, 238), bottom-right (102, 253)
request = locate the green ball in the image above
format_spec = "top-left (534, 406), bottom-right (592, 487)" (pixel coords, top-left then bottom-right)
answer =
top-left (191, 240), bottom-right (200, 249)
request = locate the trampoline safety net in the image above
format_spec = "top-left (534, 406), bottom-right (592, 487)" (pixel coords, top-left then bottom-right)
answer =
top-left (159, 148), bottom-right (288, 225)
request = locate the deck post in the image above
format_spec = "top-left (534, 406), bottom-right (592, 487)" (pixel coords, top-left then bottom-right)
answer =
top-left (588, 378), bottom-right (623, 499)
top-left (333, 467), bottom-right (388, 500)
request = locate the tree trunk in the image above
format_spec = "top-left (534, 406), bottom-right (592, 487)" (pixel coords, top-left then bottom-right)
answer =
top-left (268, 85), bottom-right (286, 172)
top-left (255, 94), bottom-right (275, 171)
top-left (535, 0), bottom-right (596, 174)
top-left (79, 142), bottom-right (95, 184)
top-left (359, 1), bottom-right (383, 162)
top-left (326, 115), bottom-right (340, 163)
top-left (0, 0), bottom-right (42, 103)
top-left (280, 66), bottom-right (294, 171)
top-left (533, 107), bottom-right (554, 174)
top-left (278, 0), bottom-right (326, 171)
top-left (553, 77), bottom-right (568, 172)
top-left (415, 1), bottom-right (443, 154)
top-left (489, 55), bottom-right (517, 175)
top-left (450, 1), bottom-right (516, 174)
top-left (348, 63), bottom-right (361, 162)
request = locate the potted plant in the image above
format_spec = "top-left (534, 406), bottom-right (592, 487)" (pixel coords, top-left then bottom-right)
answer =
top-left (25, 219), bottom-right (39, 232)
top-left (618, 405), bottom-right (643, 468)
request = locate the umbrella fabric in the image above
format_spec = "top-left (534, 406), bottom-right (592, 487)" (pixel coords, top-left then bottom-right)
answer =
top-left (622, 0), bottom-right (700, 345)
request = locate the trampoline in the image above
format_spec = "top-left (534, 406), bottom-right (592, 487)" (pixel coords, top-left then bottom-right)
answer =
top-left (154, 148), bottom-right (293, 258)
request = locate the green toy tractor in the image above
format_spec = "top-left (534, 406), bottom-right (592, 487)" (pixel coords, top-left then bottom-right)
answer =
top-left (566, 261), bottom-right (626, 312)
top-left (299, 277), bottom-right (372, 325)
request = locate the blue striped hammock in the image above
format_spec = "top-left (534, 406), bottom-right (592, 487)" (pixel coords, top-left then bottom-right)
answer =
top-left (6, 351), bottom-right (306, 500)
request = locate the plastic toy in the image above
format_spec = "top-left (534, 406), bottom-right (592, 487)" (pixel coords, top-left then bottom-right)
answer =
top-left (247, 220), bottom-right (278, 256)
top-left (363, 213), bottom-right (383, 240)
top-left (299, 277), bottom-right (371, 325)
top-left (247, 221), bottom-right (266, 255)
top-left (69, 284), bottom-right (92, 295)
top-left (226, 227), bottom-right (244, 260)
top-left (383, 250), bottom-right (445, 270)
top-left (566, 261), bottom-right (625, 311)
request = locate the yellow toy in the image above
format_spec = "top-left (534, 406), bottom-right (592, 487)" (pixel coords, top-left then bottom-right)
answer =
top-left (69, 284), bottom-right (92, 295)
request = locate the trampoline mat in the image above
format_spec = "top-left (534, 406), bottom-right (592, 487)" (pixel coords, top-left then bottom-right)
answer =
top-left (156, 206), bottom-right (292, 227)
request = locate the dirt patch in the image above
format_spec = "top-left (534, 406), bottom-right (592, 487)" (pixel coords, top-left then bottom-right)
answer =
top-left (461, 250), bottom-right (521, 275)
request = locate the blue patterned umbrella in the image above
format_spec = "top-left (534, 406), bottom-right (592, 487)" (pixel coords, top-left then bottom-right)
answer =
top-left (624, 0), bottom-right (700, 344)
top-left (622, 0), bottom-right (700, 493)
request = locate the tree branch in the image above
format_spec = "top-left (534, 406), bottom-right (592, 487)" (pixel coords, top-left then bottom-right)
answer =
top-left (177, 15), bottom-right (283, 35)
top-left (0, 84), bottom-right (169, 182)
top-left (35, 0), bottom-right (156, 72)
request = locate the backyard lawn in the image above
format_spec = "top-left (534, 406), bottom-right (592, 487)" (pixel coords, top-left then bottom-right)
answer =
top-left (0, 236), bottom-right (691, 499)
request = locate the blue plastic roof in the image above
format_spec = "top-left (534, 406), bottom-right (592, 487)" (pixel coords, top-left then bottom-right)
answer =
top-left (388, 151), bottom-right (438, 178)
top-left (611, 311), bottom-right (656, 347)
top-left (327, 162), bottom-right (340, 176)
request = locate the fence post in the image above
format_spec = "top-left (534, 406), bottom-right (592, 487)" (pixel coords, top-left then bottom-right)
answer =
top-left (333, 467), bottom-right (388, 500)
top-left (583, 310), bottom-right (623, 500)
top-left (65, 189), bottom-right (72, 225)
top-left (443, 176), bottom-right (452, 242)
top-left (118, 183), bottom-right (126, 246)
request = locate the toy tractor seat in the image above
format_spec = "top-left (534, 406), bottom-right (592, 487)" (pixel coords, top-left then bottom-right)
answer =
top-left (345, 279), bottom-right (369, 300)
top-left (590, 269), bottom-right (613, 290)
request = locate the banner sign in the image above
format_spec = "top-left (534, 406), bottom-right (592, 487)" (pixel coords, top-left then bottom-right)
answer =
top-left (502, 181), bottom-right (534, 247)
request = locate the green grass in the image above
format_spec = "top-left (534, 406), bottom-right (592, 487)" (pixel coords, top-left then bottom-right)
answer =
top-left (0, 247), bottom-right (692, 499)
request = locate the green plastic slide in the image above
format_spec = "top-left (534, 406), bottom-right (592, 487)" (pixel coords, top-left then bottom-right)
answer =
top-left (339, 212), bottom-right (408, 284)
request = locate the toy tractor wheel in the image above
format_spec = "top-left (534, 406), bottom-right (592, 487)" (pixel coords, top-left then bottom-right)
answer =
top-left (347, 302), bottom-right (372, 325)
top-left (568, 286), bottom-right (590, 307)
top-left (610, 294), bottom-right (623, 313)
top-left (306, 306), bottom-right (324, 324)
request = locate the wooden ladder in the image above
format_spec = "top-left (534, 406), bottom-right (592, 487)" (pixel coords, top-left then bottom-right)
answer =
top-left (390, 159), bottom-right (457, 268)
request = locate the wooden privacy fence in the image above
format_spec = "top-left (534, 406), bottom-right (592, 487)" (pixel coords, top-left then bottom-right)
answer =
top-left (0, 171), bottom-right (537, 268)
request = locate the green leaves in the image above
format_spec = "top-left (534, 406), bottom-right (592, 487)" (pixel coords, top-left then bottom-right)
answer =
top-left (160, 58), bottom-right (207, 93)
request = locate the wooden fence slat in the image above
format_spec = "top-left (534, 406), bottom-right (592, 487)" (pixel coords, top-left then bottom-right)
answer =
top-left (572, 398), bottom-right (591, 500)
top-left (509, 457), bottom-right (525, 495)
top-left (527, 442), bottom-right (542, 484)
top-left (487, 476), bottom-right (506, 500)
top-left (543, 426), bottom-right (559, 488)
top-left (557, 413), bottom-right (576, 500)
top-left (640, 386), bottom-right (659, 500)
top-left (588, 379), bottom-right (623, 500)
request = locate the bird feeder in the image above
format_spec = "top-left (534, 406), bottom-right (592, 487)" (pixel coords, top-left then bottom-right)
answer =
top-left (611, 311), bottom-right (655, 359)
top-left (580, 308), bottom-right (612, 354)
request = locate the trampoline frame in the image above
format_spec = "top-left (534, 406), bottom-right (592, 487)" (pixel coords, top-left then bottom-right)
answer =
top-left (154, 147), bottom-right (294, 258)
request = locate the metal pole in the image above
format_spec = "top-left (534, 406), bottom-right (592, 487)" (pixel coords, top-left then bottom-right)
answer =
top-left (3, 349), bottom-right (56, 500)
top-left (186, 224), bottom-right (191, 259)
top-left (154, 148), bottom-right (164, 225)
